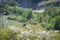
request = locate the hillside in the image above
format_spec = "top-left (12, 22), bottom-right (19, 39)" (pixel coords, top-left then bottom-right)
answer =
top-left (0, 0), bottom-right (60, 40)
top-left (0, 0), bottom-right (60, 9)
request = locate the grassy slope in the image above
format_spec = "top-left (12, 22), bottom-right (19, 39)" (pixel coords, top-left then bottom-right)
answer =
top-left (38, 0), bottom-right (60, 5)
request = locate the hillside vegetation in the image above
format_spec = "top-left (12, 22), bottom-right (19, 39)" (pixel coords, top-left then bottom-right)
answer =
top-left (0, 0), bottom-right (60, 40)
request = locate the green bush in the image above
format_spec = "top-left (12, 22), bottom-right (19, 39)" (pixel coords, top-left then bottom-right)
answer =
top-left (45, 6), bottom-right (60, 18)
top-left (50, 16), bottom-right (60, 30)
top-left (0, 28), bottom-right (18, 40)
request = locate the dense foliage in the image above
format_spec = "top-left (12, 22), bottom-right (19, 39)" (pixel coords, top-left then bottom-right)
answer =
top-left (0, 0), bottom-right (60, 40)
top-left (0, 5), bottom-right (60, 30)
top-left (0, 28), bottom-right (18, 40)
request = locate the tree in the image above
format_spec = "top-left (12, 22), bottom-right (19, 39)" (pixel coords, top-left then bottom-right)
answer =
top-left (0, 0), bottom-right (18, 6)
top-left (22, 9), bottom-right (32, 20)
top-left (50, 16), bottom-right (60, 30)
top-left (45, 6), bottom-right (60, 18)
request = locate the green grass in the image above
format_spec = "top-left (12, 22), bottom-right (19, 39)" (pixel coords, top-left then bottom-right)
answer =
top-left (6, 20), bottom-right (23, 27)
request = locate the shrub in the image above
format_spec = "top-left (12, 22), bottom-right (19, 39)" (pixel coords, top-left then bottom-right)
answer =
top-left (0, 28), bottom-right (18, 40)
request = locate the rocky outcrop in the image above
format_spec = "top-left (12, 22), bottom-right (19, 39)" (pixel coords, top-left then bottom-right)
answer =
top-left (16, 0), bottom-right (60, 10)
top-left (17, 0), bottom-right (37, 9)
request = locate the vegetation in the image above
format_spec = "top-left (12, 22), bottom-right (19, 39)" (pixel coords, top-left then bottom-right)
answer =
top-left (0, 4), bottom-right (60, 29)
top-left (0, 0), bottom-right (60, 40)
top-left (0, 28), bottom-right (18, 40)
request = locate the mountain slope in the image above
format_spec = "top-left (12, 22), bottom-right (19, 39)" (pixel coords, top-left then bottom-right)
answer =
top-left (0, 0), bottom-right (60, 9)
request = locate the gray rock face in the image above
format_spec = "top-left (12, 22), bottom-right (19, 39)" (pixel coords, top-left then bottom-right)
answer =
top-left (17, 0), bottom-right (37, 9)
top-left (17, 0), bottom-right (60, 10)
